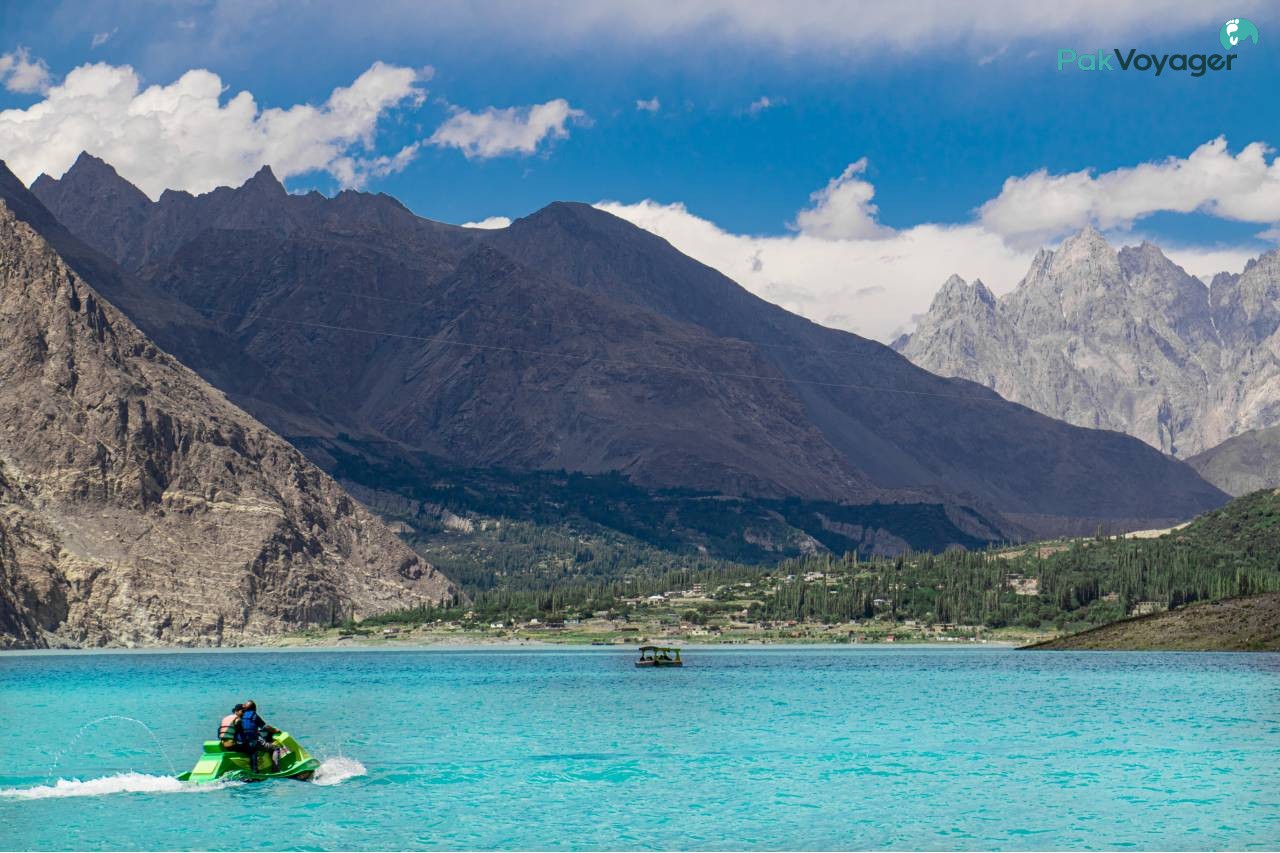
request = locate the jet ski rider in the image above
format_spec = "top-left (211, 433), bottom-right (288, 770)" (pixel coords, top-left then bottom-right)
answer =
top-left (217, 700), bottom-right (284, 772)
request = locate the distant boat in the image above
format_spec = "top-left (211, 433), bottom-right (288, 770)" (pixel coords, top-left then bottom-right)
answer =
top-left (635, 645), bottom-right (683, 667)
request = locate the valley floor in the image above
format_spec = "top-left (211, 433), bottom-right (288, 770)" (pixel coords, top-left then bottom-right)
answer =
top-left (273, 617), bottom-right (1051, 648)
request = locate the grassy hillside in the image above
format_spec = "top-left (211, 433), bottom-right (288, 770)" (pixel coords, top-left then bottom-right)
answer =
top-left (1024, 593), bottom-right (1280, 651)
top-left (1170, 487), bottom-right (1280, 564)
top-left (338, 489), bottom-right (1280, 644)
top-left (1014, 489), bottom-right (1280, 650)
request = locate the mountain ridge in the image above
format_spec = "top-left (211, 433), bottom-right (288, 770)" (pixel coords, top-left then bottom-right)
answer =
top-left (0, 166), bottom-right (456, 648)
top-left (28, 155), bottom-right (1228, 538)
top-left (897, 227), bottom-right (1280, 461)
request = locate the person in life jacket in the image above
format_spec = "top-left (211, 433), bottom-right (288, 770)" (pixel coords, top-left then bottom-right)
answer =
top-left (238, 699), bottom-right (284, 773)
top-left (218, 704), bottom-right (245, 749)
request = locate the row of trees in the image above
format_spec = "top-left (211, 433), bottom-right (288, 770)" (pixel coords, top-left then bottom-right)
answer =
top-left (365, 491), bottom-right (1280, 632)
top-left (751, 534), bottom-right (1280, 630)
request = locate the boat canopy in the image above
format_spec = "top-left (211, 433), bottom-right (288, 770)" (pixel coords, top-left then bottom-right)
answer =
top-left (637, 645), bottom-right (681, 657)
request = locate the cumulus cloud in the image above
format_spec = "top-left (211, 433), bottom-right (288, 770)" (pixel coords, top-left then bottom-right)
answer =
top-left (91, 29), bottom-right (118, 48)
top-left (635, 96), bottom-right (661, 112)
top-left (596, 196), bottom-right (1260, 343)
top-left (980, 137), bottom-right (1280, 246)
top-left (587, 149), bottom-right (1265, 342)
top-left (1161, 243), bottom-right (1261, 285)
top-left (429, 98), bottom-right (586, 159)
top-left (462, 215), bottom-right (513, 229)
top-left (0, 48), bottom-right (52, 94)
top-left (595, 196), bottom-right (1034, 342)
top-left (0, 60), bottom-right (428, 198)
top-left (328, 141), bottom-right (423, 189)
top-left (791, 158), bottom-right (892, 240)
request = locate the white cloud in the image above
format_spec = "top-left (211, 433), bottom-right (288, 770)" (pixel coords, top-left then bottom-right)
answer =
top-left (745, 96), bottom-right (781, 115)
top-left (791, 158), bottom-right (892, 240)
top-left (980, 138), bottom-right (1280, 246)
top-left (595, 197), bottom-right (1034, 343)
top-left (635, 96), bottom-right (660, 112)
top-left (91, 28), bottom-right (118, 49)
top-left (429, 98), bottom-right (586, 159)
top-left (328, 141), bottom-right (423, 189)
top-left (462, 215), bottom-right (513, 229)
top-left (0, 48), bottom-right (52, 94)
top-left (977, 45), bottom-right (1008, 65)
top-left (1158, 243), bottom-right (1260, 285)
top-left (0, 60), bottom-right (429, 198)
top-left (588, 149), bottom-right (1266, 343)
top-left (205, 1), bottom-right (1269, 59)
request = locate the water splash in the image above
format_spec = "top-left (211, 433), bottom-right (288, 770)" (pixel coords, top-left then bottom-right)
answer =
top-left (47, 715), bottom-right (177, 782)
top-left (310, 756), bottom-right (366, 786)
top-left (1, 773), bottom-right (238, 800)
top-left (2, 758), bottom-right (365, 798)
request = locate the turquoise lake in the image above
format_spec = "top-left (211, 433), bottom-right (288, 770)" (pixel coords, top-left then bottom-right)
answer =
top-left (2, 646), bottom-right (1277, 850)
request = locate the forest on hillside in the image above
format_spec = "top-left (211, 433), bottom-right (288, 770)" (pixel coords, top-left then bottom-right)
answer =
top-left (363, 490), bottom-right (1280, 634)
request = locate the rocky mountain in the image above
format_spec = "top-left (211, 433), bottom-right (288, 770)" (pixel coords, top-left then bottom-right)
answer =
top-left (896, 226), bottom-right (1280, 461)
top-left (29, 154), bottom-right (1227, 537)
top-left (1187, 424), bottom-right (1280, 496)
top-left (0, 166), bottom-right (455, 648)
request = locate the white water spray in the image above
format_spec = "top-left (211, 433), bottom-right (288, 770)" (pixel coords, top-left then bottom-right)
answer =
top-left (20, 716), bottom-right (365, 798)
top-left (46, 715), bottom-right (177, 782)
top-left (1, 757), bottom-right (365, 799)
top-left (309, 756), bottom-right (366, 786)
top-left (1, 772), bottom-right (238, 800)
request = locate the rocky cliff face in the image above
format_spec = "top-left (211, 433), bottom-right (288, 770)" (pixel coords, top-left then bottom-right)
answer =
top-left (898, 226), bottom-right (1280, 459)
top-left (30, 155), bottom-right (1227, 534)
top-left (0, 192), bottom-right (455, 649)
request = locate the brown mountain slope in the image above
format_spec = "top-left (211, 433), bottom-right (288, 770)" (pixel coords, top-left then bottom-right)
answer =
top-left (0, 193), bottom-right (454, 649)
top-left (487, 202), bottom-right (1227, 529)
top-left (29, 155), bottom-right (1227, 535)
top-left (1026, 593), bottom-right (1280, 651)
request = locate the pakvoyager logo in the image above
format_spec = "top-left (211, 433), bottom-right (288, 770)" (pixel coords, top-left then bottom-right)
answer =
top-left (1221, 18), bottom-right (1260, 50)
top-left (1058, 17), bottom-right (1258, 76)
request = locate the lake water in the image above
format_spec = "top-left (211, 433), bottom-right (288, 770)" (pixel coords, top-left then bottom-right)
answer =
top-left (2, 646), bottom-right (1278, 850)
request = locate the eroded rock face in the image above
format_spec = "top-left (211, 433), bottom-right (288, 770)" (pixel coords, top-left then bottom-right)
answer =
top-left (898, 227), bottom-right (1280, 459)
top-left (0, 202), bottom-right (455, 648)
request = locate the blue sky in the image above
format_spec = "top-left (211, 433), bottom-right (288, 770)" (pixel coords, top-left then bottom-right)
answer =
top-left (1, 1), bottom-right (1278, 339)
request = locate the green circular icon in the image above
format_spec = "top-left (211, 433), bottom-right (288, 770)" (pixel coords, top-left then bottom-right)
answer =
top-left (1220, 18), bottom-right (1260, 51)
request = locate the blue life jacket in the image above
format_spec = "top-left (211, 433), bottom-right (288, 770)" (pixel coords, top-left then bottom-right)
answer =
top-left (241, 710), bottom-right (262, 742)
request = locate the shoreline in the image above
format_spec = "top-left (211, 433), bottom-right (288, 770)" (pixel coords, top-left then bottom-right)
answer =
top-left (1, 638), bottom-right (1028, 656)
top-left (9, 634), bottom-right (1275, 654)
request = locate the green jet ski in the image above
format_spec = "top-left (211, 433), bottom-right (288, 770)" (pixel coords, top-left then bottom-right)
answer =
top-left (178, 732), bottom-right (320, 783)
